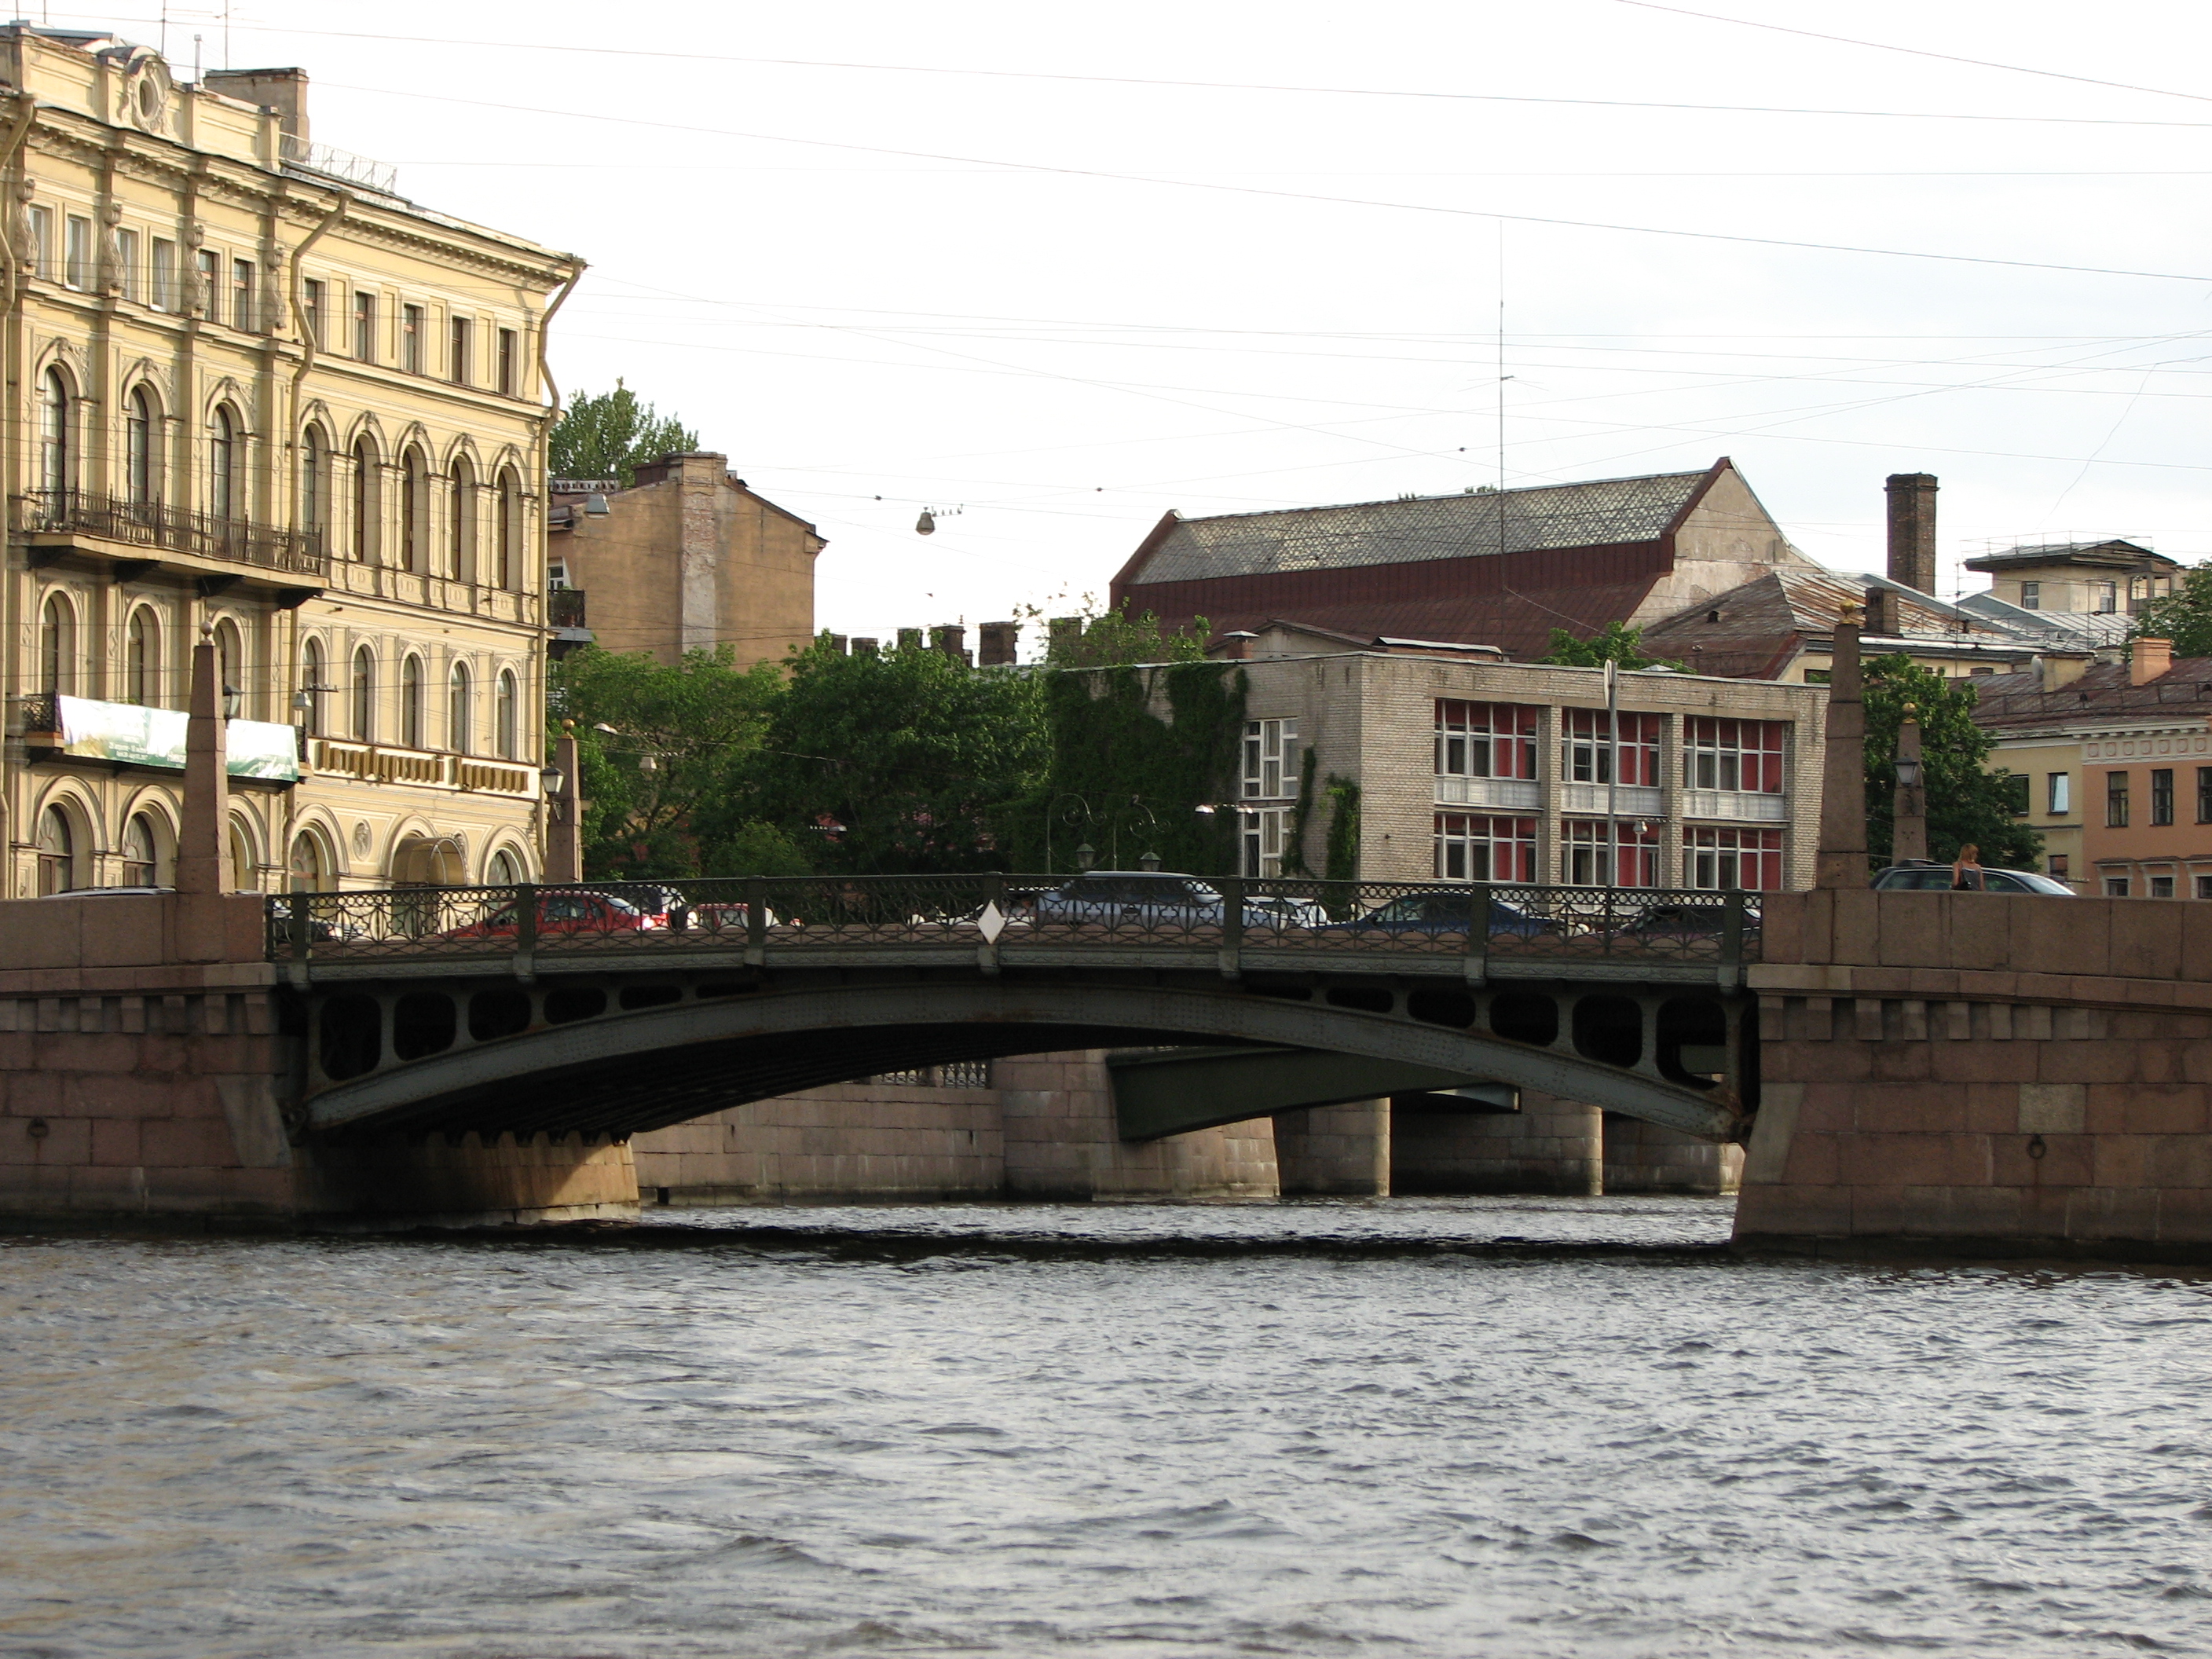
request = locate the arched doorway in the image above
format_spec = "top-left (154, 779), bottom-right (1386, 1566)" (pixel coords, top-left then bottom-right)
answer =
top-left (36, 805), bottom-right (75, 895)
top-left (290, 829), bottom-right (335, 893)
top-left (229, 820), bottom-right (258, 893)
top-left (121, 811), bottom-right (167, 886)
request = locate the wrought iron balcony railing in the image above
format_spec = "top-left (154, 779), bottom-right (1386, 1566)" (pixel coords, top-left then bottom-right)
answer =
top-left (18, 491), bottom-right (327, 580)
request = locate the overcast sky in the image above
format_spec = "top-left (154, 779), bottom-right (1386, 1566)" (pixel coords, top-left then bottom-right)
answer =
top-left (71, 0), bottom-right (2212, 645)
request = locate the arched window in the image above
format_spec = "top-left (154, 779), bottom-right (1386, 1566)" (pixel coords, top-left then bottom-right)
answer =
top-left (38, 367), bottom-right (68, 498)
top-left (400, 654), bottom-right (423, 749)
top-left (300, 636), bottom-right (325, 737)
top-left (208, 403), bottom-right (241, 524)
top-left (121, 812), bottom-right (159, 886)
top-left (496, 468), bottom-right (520, 589)
top-left (213, 617), bottom-right (244, 719)
top-left (495, 668), bottom-right (518, 760)
top-left (488, 847), bottom-right (522, 886)
top-left (447, 659), bottom-right (471, 754)
top-left (35, 804), bottom-right (74, 895)
top-left (288, 830), bottom-right (330, 893)
top-left (228, 820), bottom-right (257, 893)
top-left (126, 386), bottom-right (157, 509)
top-left (350, 436), bottom-right (379, 562)
top-left (125, 607), bottom-right (156, 705)
top-left (300, 423), bottom-right (329, 543)
top-left (449, 455), bottom-right (476, 582)
top-left (350, 645), bottom-right (374, 740)
top-left (39, 591), bottom-right (73, 694)
top-left (400, 445), bottom-right (427, 573)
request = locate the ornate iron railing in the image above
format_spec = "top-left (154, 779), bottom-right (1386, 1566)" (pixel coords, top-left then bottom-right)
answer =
top-left (19, 490), bottom-right (326, 579)
top-left (268, 875), bottom-right (1759, 980)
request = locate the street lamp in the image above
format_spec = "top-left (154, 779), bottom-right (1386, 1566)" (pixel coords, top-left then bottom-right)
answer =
top-left (539, 761), bottom-right (566, 800)
top-left (1075, 840), bottom-right (1097, 871)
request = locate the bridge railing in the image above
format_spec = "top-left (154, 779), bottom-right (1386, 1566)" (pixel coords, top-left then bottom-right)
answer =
top-left (268, 875), bottom-right (1758, 976)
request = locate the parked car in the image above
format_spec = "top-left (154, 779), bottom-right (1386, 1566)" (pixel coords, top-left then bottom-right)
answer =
top-left (1243, 892), bottom-right (1329, 929)
top-left (1871, 860), bottom-right (2075, 895)
top-left (1033, 871), bottom-right (1280, 928)
top-left (438, 889), bottom-right (663, 940)
top-left (1607, 898), bottom-right (1760, 946)
top-left (1317, 888), bottom-right (1559, 939)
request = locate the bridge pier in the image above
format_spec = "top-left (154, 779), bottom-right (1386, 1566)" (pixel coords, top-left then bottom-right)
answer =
top-left (1273, 1101), bottom-right (1390, 1196)
top-left (1390, 1090), bottom-right (1604, 1196)
top-left (300, 1133), bottom-right (639, 1226)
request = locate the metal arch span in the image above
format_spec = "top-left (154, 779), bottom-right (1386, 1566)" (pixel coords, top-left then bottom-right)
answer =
top-left (301, 978), bottom-right (1745, 1144)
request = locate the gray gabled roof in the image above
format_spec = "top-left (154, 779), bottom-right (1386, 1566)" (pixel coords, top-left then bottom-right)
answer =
top-left (1127, 467), bottom-right (1712, 585)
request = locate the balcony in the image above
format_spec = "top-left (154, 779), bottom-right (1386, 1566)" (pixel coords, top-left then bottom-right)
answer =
top-left (1561, 783), bottom-right (1663, 818)
top-left (19, 491), bottom-right (325, 599)
top-left (1681, 789), bottom-right (1788, 823)
top-left (548, 586), bottom-right (594, 657)
top-left (1435, 775), bottom-right (1541, 811)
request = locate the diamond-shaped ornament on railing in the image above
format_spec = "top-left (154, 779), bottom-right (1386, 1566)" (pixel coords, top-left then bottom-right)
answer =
top-left (976, 901), bottom-right (1008, 944)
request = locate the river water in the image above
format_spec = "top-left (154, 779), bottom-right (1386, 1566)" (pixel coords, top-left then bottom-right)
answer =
top-left (4, 1196), bottom-right (2210, 1657)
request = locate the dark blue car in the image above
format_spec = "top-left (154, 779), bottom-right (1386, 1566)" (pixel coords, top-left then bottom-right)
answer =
top-left (1320, 888), bottom-right (1558, 939)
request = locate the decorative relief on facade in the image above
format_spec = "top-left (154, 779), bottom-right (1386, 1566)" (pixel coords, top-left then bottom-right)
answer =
top-left (95, 201), bottom-right (123, 295)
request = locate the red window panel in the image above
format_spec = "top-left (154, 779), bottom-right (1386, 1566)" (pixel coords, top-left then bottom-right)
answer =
top-left (1434, 813), bottom-right (1538, 883)
top-left (1435, 700), bottom-right (1540, 781)
top-left (1683, 825), bottom-right (1785, 891)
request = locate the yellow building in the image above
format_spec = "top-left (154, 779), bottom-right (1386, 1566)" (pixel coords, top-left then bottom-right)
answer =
top-left (2, 27), bottom-right (578, 896)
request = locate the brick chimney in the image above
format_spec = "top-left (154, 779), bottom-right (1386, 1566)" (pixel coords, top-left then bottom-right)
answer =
top-left (2039, 652), bottom-right (2091, 692)
top-left (851, 636), bottom-right (879, 656)
top-left (1216, 630), bottom-right (1257, 661)
top-left (1048, 616), bottom-right (1085, 660)
top-left (931, 624), bottom-right (970, 665)
top-left (2133, 636), bottom-right (2173, 686)
top-left (977, 621), bottom-right (1019, 666)
top-left (1862, 584), bottom-right (1899, 638)
top-left (204, 68), bottom-right (310, 142)
top-left (1885, 473), bottom-right (1939, 595)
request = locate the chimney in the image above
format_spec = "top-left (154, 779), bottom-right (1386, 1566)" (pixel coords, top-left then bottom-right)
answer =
top-left (825, 634), bottom-right (848, 656)
top-left (2133, 637), bottom-right (2173, 687)
top-left (203, 68), bottom-right (310, 143)
top-left (851, 636), bottom-right (879, 656)
top-left (977, 621), bottom-right (1019, 667)
top-left (1885, 472), bottom-right (1939, 595)
top-left (2038, 652), bottom-right (2091, 692)
top-left (1216, 630), bottom-right (1257, 661)
top-left (1048, 616), bottom-right (1084, 660)
top-left (931, 624), bottom-right (970, 665)
top-left (1862, 584), bottom-right (1898, 638)
top-left (896, 627), bottom-right (924, 652)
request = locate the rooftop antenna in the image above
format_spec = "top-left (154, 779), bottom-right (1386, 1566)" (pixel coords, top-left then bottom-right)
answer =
top-left (158, 0), bottom-right (167, 59)
top-left (222, 0), bottom-right (230, 70)
top-left (191, 31), bottom-right (200, 84)
top-left (1496, 225), bottom-right (1508, 558)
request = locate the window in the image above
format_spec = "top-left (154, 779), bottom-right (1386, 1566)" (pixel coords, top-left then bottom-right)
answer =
top-left (2152, 768), bottom-right (2174, 826)
top-left (2050, 855), bottom-right (2071, 881)
top-left (195, 248), bottom-right (218, 322)
top-left (350, 646), bottom-right (374, 740)
top-left (1685, 825), bottom-right (1784, 891)
top-left (37, 367), bottom-right (67, 496)
top-left (64, 214), bottom-right (90, 288)
top-left (1564, 818), bottom-right (1659, 887)
top-left (1433, 813), bottom-right (1537, 883)
top-left (121, 814), bottom-right (159, 887)
top-left (1241, 717), bottom-right (1298, 800)
top-left (1684, 718), bottom-right (1785, 793)
top-left (125, 607), bottom-right (156, 705)
top-left (115, 227), bottom-right (138, 302)
top-left (150, 236), bottom-right (174, 310)
top-left (229, 822), bottom-right (257, 894)
top-left (300, 424), bottom-right (328, 541)
top-left (400, 655), bottom-right (423, 749)
top-left (231, 258), bottom-right (255, 330)
top-left (39, 591), bottom-right (73, 693)
top-left (489, 847), bottom-right (522, 886)
top-left (447, 661), bottom-right (471, 753)
top-left (2108, 771), bottom-right (2131, 828)
top-left (1240, 805), bottom-right (1290, 877)
top-left (288, 832), bottom-right (328, 894)
top-left (2199, 874), bottom-right (2212, 900)
top-left (401, 303), bottom-right (423, 373)
top-left (497, 328), bottom-right (518, 396)
top-left (449, 456), bottom-right (475, 580)
top-left (351, 437), bottom-right (379, 561)
top-left (1562, 709), bottom-right (1661, 786)
top-left (2004, 773), bottom-right (2031, 817)
top-left (2095, 582), bottom-right (2118, 614)
top-left (302, 277), bottom-right (324, 347)
top-left (126, 386), bottom-right (156, 507)
top-left (496, 668), bottom-right (518, 759)
top-left (449, 315), bottom-right (471, 384)
top-left (2152, 875), bottom-right (2177, 899)
top-left (496, 469), bottom-right (521, 588)
top-left (2020, 581), bottom-right (2041, 610)
top-left (35, 806), bottom-right (74, 895)
top-left (301, 636), bottom-right (325, 737)
top-left (208, 404), bottom-right (240, 523)
top-left (352, 290), bottom-right (375, 360)
top-left (27, 204), bottom-right (51, 278)
top-left (399, 447), bottom-right (427, 572)
top-left (1434, 700), bottom-right (1540, 781)
top-left (2105, 877), bottom-right (2131, 896)
top-left (213, 619), bottom-right (244, 718)
top-left (2199, 768), bottom-right (2212, 825)
top-left (2049, 772), bottom-right (2071, 815)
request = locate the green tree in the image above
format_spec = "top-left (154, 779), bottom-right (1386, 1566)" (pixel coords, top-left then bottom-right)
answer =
top-left (2130, 562), bottom-right (2212, 658)
top-left (548, 380), bottom-right (700, 486)
top-left (1862, 654), bottom-right (2041, 870)
top-left (1038, 602), bottom-right (1212, 668)
top-left (549, 645), bottom-right (786, 879)
top-left (1539, 620), bottom-right (1684, 670)
top-left (736, 636), bottom-right (1050, 874)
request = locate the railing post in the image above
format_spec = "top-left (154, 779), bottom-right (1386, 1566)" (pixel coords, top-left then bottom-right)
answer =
top-left (744, 877), bottom-right (766, 966)
top-left (1465, 881), bottom-right (1490, 987)
top-left (1218, 874), bottom-right (1243, 980)
top-left (1720, 887), bottom-right (1745, 990)
top-left (514, 881), bottom-right (537, 983)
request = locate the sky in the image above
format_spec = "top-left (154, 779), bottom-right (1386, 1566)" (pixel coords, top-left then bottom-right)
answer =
top-left (53, 0), bottom-right (2212, 646)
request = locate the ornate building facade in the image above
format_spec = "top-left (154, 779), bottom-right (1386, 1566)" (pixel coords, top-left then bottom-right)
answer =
top-left (2, 27), bottom-right (577, 896)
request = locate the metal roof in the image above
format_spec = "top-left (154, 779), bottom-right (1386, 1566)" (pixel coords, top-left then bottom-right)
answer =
top-left (1129, 468), bottom-right (1711, 585)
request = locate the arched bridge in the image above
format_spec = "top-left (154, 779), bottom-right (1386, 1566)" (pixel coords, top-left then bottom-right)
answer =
top-left (271, 874), bottom-right (1760, 1146)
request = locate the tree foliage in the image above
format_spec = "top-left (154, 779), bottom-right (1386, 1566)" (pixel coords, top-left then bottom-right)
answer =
top-left (1539, 620), bottom-right (1684, 671)
top-left (735, 637), bottom-right (1050, 875)
top-left (1862, 654), bottom-right (2041, 870)
top-left (1039, 603), bottom-right (1212, 668)
top-left (2130, 562), bottom-right (2212, 659)
top-left (548, 379), bottom-right (700, 485)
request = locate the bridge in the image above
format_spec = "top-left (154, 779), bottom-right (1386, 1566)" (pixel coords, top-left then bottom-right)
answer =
top-left (274, 874), bottom-right (1758, 1149)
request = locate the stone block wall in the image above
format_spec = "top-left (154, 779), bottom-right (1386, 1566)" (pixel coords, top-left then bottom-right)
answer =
top-left (1390, 1090), bottom-right (1602, 1195)
top-left (1000, 1050), bottom-right (1278, 1199)
top-left (1602, 1114), bottom-right (1743, 1195)
top-left (1274, 1100), bottom-right (1389, 1196)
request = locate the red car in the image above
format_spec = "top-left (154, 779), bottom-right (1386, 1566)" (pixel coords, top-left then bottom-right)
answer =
top-left (439, 889), bottom-right (662, 940)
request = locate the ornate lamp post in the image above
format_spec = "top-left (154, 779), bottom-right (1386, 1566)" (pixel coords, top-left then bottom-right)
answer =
top-left (1893, 701), bottom-right (1928, 863)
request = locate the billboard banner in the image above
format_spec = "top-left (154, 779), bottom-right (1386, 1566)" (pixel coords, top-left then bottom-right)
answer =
top-left (53, 697), bottom-right (301, 782)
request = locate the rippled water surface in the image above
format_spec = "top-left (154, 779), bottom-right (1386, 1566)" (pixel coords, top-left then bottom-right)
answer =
top-left (4, 1196), bottom-right (2211, 1657)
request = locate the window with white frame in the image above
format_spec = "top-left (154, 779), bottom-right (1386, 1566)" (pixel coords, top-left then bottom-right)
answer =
top-left (1434, 813), bottom-right (1537, 883)
top-left (115, 228), bottom-right (138, 302)
top-left (1562, 709), bottom-right (1661, 786)
top-left (1241, 806), bottom-right (1291, 877)
top-left (1434, 699), bottom-right (1538, 780)
top-left (1684, 825), bottom-right (1784, 890)
top-left (27, 205), bottom-right (52, 279)
top-left (1563, 819), bottom-right (1659, 886)
top-left (1683, 717), bottom-right (1785, 793)
top-left (1241, 717), bottom-right (1298, 800)
top-left (64, 214), bottom-right (90, 289)
top-left (150, 236), bottom-right (174, 309)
